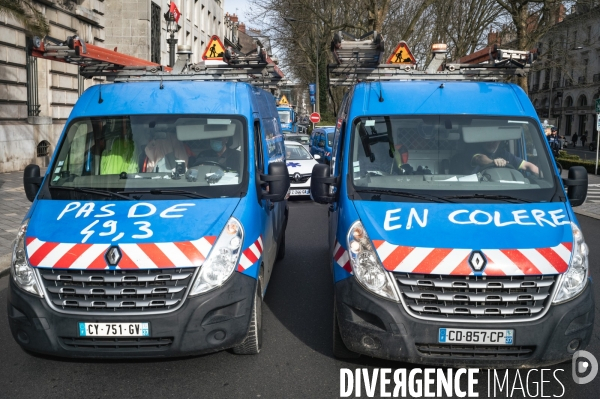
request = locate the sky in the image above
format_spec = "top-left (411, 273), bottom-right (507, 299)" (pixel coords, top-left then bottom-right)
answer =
top-left (224, 0), bottom-right (253, 23)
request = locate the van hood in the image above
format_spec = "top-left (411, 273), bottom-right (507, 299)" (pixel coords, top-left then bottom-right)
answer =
top-left (25, 198), bottom-right (240, 269)
top-left (353, 201), bottom-right (573, 276)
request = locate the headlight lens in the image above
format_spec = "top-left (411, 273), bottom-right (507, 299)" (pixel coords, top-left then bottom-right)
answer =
top-left (347, 221), bottom-right (399, 302)
top-left (189, 217), bottom-right (244, 296)
top-left (553, 222), bottom-right (588, 304)
top-left (11, 219), bottom-right (43, 297)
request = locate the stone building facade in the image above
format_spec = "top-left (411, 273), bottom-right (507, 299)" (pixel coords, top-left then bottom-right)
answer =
top-left (102, 0), bottom-right (225, 65)
top-left (1, 0), bottom-right (226, 173)
top-left (0, 0), bottom-right (105, 173)
top-left (528, 4), bottom-right (600, 143)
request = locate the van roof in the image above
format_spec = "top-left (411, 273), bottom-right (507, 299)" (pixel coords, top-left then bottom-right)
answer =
top-left (71, 81), bottom-right (259, 119)
top-left (350, 81), bottom-right (533, 118)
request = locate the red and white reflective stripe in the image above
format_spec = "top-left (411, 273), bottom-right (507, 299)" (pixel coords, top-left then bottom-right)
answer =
top-left (237, 236), bottom-right (263, 272)
top-left (373, 240), bottom-right (572, 276)
top-left (25, 236), bottom-right (215, 269)
top-left (333, 240), bottom-right (352, 274)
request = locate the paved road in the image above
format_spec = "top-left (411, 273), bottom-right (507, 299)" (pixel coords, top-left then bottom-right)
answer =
top-left (0, 199), bottom-right (599, 399)
top-left (563, 146), bottom-right (599, 162)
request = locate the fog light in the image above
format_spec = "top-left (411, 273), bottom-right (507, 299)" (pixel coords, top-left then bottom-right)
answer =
top-left (361, 335), bottom-right (381, 350)
top-left (17, 330), bottom-right (29, 344)
top-left (567, 339), bottom-right (580, 354)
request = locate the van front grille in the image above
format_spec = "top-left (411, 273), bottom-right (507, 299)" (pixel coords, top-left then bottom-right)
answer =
top-left (60, 336), bottom-right (173, 351)
top-left (39, 268), bottom-right (195, 315)
top-left (395, 273), bottom-right (556, 322)
top-left (416, 343), bottom-right (535, 359)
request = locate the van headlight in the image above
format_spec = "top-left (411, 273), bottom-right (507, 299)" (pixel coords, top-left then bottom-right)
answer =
top-left (347, 221), bottom-right (399, 302)
top-left (553, 222), bottom-right (588, 304)
top-left (189, 217), bottom-right (244, 296)
top-left (11, 220), bottom-right (43, 297)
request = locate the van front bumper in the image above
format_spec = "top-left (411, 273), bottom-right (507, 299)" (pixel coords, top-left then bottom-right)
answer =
top-left (7, 272), bottom-right (256, 358)
top-left (335, 277), bottom-right (595, 368)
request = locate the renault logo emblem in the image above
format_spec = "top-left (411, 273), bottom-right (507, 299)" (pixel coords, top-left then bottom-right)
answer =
top-left (468, 250), bottom-right (487, 272)
top-left (294, 172), bottom-right (301, 182)
top-left (105, 246), bottom-right (122, 266)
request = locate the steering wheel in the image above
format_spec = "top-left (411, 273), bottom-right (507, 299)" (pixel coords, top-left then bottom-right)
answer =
top-left (478, 162), bottom-right (519, 182)
top-left (191, 160), bottom-right (225, 169)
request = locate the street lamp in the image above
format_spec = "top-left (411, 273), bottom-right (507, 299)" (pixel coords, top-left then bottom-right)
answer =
top-left (164, 10), bottom-right (181, 67)
top-left (283, 17), bottom-right (320, 114)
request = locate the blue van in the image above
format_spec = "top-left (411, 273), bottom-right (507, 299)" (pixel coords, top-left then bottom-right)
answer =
top-left (9, 80), bottom-right (290, 357)
top-left (310, 126), bottom-right (335, 164)
top-left (311, 80), bottom-right (593, 367)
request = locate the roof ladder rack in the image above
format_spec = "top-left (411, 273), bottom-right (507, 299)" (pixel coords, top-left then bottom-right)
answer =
top-left (29, 35), bottom-right (284, 89)
top-left (327, 33), bottom-right (536, 87)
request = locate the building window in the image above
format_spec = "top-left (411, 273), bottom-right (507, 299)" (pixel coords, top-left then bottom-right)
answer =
top-left (151, 2), bottom-right (161, 64)
top-left (37, 140), bottom-right (50, 157)
top-left (26, 46), bottom-right (40, 117)
top-left (565, 96), bottom-right (573, 107)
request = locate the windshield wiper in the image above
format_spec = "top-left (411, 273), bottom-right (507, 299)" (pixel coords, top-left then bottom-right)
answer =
top-left (442, 194), bottom-right (532, 203)
top-left (355, 189), bottom-right (452, 203)
top-left (117, 189), bottom-right (210, 199)
top-left (49, 186), bottom-right (132, 200)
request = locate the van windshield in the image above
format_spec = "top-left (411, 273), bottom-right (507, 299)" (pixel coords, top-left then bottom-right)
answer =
top-left (48, 115), bottom-right (247, 199)
top-left (350, 115), bottom-right (556, 202)
top-left (278, 110), bottom-right (291, 123)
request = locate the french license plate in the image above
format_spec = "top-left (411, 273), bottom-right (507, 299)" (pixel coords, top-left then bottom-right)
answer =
top-left (78, 322), bottom-right (150, 337)
top-left (290, 189), bottom-right (310, 195)
top-left (438, 328), bottom-right (513, 345)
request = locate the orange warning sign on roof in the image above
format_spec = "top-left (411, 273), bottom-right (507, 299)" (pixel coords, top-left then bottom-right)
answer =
top-left (278, 95), bottom-right (289, 105)
top-left (386, 41), bottom-right (416, 64)
top-left (202, 35), bottom-right (226, 60)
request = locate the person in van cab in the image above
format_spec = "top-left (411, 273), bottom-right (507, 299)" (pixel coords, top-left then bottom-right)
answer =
top-left (191, 133), bottom-right (241, 172)
top-left (469, 140), bottom-right (540, 175)
top-left (141, 131), bottom-right (191, 172)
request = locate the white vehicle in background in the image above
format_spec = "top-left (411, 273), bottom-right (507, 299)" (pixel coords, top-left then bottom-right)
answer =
top-left (284, 140), bottom-right (320, 197)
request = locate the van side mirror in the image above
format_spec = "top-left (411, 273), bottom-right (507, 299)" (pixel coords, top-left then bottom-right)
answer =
top-left (310, 164), bottom-right (336, 204)
top-left (23, 164), bottom-right (42, 202)
top-left (260, 162), bottom-right (290, 202)
top-left (563, 166), bottom-right (587, 207)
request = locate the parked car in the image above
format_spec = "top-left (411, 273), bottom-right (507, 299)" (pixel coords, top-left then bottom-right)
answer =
top-left (284, 133), bottom-right (311, 150)
top-left (310, 126), bottom-right (335, 164)
top-left (285, 140), bottom-right (320, 197)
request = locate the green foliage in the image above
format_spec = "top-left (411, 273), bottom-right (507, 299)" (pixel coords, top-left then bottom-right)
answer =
top-left (0, 0), bottom-right (50, 37)
top-left (556, 157), bottom-right (598, 174)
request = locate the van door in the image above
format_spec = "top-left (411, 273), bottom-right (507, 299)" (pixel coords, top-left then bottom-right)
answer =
top-left (329, 92), bottom-right (352, 256)
top-left (258, 117), bottom-right (286, 284)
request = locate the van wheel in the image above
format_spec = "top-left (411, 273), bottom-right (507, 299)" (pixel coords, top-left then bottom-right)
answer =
top-left (333, 300), bottom-right (360, 359)
top-left (233, 277), bottom-right (263, 355)
top-left (276, 231), bottom-right (285, 261)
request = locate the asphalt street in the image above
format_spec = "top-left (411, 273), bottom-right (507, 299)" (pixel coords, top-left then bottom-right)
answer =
top-left (0, 199), bottom-right (599, 399)
top-left (563, 145), bottom-right (599, 162)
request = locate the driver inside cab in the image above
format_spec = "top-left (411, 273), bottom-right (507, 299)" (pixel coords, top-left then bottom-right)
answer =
top-left (469, 140), bottom-right (540, 175)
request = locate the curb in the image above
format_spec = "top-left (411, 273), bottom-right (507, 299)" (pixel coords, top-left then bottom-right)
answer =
top-left (0, 253), bottom-right (11, 279)
top-left (573, 208), bottom-right (600, 221)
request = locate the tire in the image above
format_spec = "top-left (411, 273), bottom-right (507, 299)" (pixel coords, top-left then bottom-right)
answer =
top-left (233, 277), bottom-right (263, 355)
top-left (276, 230), bottom-right (285, 261)
top-left (333, 300), bottom-right (360, 359)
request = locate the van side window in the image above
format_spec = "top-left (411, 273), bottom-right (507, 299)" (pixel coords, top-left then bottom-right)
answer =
top-left (254, 121), bottom-right (264, 171)
top-left (262, 117), bottom-right (284, 163)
